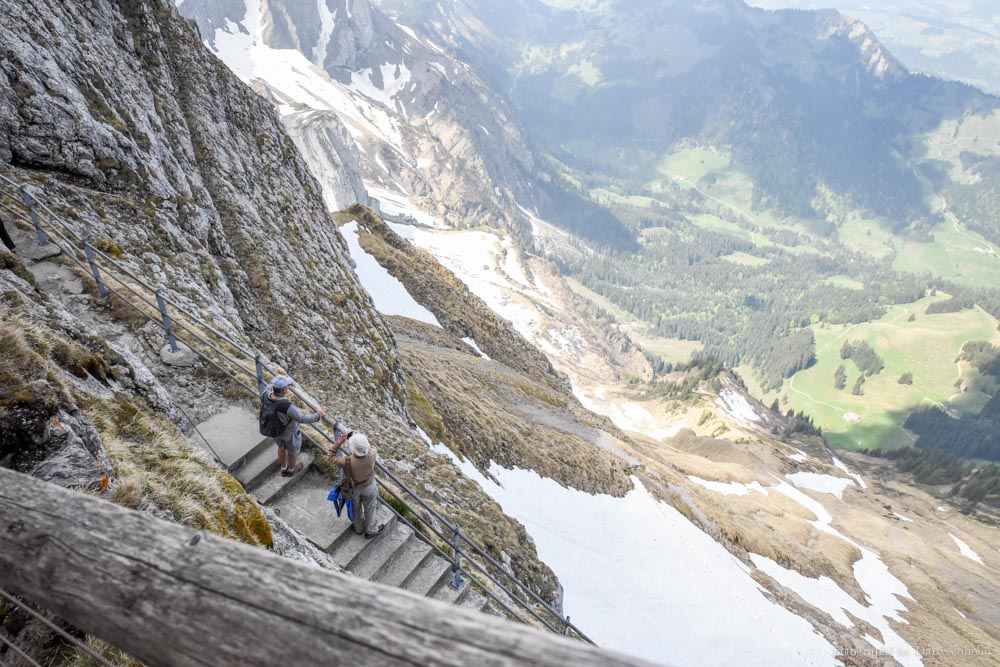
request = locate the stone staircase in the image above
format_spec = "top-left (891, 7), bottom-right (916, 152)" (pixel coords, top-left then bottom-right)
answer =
top-left (195, 407), bottom-right (492, 614)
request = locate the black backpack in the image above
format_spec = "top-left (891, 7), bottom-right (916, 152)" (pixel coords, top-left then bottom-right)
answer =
top-left (259, 394), bottom-right (292, 437)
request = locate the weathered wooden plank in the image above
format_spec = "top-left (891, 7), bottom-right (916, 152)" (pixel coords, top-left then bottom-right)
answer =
top-left (0, 468), bottom-right (656, 667)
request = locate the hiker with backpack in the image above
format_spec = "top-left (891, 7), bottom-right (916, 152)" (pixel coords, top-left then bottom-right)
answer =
top-left (259, 375), bottom-right (325, 477)
top-left (331, 431), bottom-right (382, 538)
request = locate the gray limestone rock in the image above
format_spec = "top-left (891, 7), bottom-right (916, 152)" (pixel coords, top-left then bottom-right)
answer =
top-left (160, 341), bottom-right (198, 367)
top-left (29, 411), bottom-right (113, 491)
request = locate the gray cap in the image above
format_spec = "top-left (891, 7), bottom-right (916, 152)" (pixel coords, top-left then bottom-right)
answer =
top-left (272, 375), bottom-right (293, 390)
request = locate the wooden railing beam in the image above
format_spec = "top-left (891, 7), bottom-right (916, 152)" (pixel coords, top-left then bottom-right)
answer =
top-left (0, 468), bottom-right (651, 667)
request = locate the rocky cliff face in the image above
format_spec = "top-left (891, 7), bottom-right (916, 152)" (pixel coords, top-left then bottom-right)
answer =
top-left (1, 0), bottom-right (403, 421)
top-left (1, 0), bottom-right (560, 605)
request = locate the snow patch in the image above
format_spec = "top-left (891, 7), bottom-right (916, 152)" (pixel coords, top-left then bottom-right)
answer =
top-left (768, 476), bottom-right (921, 666)
top-left (340, 221), bottom-right (441, 326)
top-left (349, 62), bottom-right (413, 110)
top-left (786, 472), bottom-right (855, 500)
top-left (949, 534), bottom-right (984, 564)
top-left (716, 389), bottom-right (762, 423)
top-left (832, 457), bottom-right (867, 490)
top-left (313, 0), bottom-right (336, 67)
top-left (688, 476), bottom-right (769, 497)
top-left (211, 0), bottom-right (406, 151)
top-left (430, 444), bottom-right (837, 665)
top-left (575, 389), bottom-right (679, 440)
top-left (462, 337), bottom-right (490, 360)
top-left (367, 184), bottom-right (445, 228)
top-left (893, 513), bottom-right (914, 523)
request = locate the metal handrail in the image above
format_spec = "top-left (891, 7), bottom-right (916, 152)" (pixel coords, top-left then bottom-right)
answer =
top-left (0, 174), bottom-right (594, 644)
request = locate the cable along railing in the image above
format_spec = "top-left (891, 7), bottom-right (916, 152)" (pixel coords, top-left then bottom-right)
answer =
top-left (0, 173), bottom-right (594, 645)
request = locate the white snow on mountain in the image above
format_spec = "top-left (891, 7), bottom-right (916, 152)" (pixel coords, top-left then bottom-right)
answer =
top-left (767, 477), bottom-right (922, 666)
top-left (949, 533), bottom-right (984, 564)
top-left (716, 389), bottom-right (762, 423)
top-left (349, 63), bottom-right (413, 110)
top-left (688, 476), bottom-right (770, 496)
top-left (211, 0), bottom-right (407, 150)
top-left (429, 443), bottom-right (838, 666)
top-left (832, 457), bottom-right (867, 490)
top-left (341, 221), bottom-right (441, 326)
top-left (462, 337), bottom-right (490, 359)
top-left (786, 472), bottom-right (855, 500)
top-left (369, 185), bottom-right (446, 227)
top-left (575, 387), bottom-right (683, 440)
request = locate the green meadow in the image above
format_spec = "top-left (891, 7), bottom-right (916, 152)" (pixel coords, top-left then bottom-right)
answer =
top-left (758, 295), bottom-right (1000, 451)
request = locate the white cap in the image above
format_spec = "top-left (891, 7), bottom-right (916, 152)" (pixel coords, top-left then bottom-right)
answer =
top-left (350, 433), bottom-right (370, 457)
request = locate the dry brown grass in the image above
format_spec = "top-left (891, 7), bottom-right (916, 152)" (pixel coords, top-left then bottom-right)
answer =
top-left (87, 397), bottom-right (272, 547)
top-left (396, 328), bottom-right (631, 496)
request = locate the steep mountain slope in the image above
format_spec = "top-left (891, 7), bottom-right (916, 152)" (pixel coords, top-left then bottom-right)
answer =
top-left (378, 0), bottom-right (1000, 223)
top-left (178, 0), bottom-right (542, 233)
top-left (343, 202), bottom-right (999, 665)
top-left (0, 0), bottom-right (563, 611)
top-left (750, 0), bottom-right (1000, 96)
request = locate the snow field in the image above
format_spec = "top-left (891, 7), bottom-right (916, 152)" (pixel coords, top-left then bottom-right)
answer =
top-left (367, 185), bottom-right (446, 227)
top-left (340, 221), bottom-right (441, 326)
top-left (768, 476), bottom-right (922, 667)
top-left (461, 337), bottom-right (490, 359)
top-left (786, 472), bottom-right (856, 500)
top-left (832, 457), bottom-right (867, 489)
top-left (688, 476), bottom-right (769, 496)
top-left (716, 389), bottom-right (763, 423)
top-left (428, 443), bottom-right (838, 665)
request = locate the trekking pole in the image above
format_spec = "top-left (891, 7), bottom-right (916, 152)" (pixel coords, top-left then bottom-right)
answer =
top-left (155, 288), bottom-right (179, 352)
top-left (19, 185), bottom-right (47, 245)
top-left (82, 234), bottom-right (109, 301)
top-left (450, 526), bottom-right (464, 588)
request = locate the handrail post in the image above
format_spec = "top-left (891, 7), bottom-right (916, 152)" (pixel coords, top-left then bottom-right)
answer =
top-left (450, 526), bottom-right (464, 588)
top-left (564, 616), bottom-right (571, 636)
top-left (82, 235), bottom-right (109, 301)
top-left (155, 288), bottom-right (179, 352)
top-left (19, 185), bottom-right (47, 245)
top-left (255, 354), bottom-right (266, 395)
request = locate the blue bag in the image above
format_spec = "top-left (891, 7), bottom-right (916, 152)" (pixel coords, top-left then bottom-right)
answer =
top-left (327, 484), bottom-right (354, 521)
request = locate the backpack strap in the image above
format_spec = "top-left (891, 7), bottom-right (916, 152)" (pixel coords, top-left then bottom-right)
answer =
top-left (341, 459), bottom-right (356, 494)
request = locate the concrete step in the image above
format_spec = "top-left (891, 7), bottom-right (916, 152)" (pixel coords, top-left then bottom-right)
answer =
top-left (194, 406), bottom-right (269, 470)
top-left (269, 471), bottom-right (355, 551)
top-left (458, 587), bottom-right (491, 614)
top-left (234, 441), bottom-right (279, 488)
top-left (328, 513), bottom-right (398, 570)
top-left (401, 552), bottom-right (453, 597)
top-left (228, 435), bottom-right (276, 474)
top-left (250, 450), bottom-right (315, 505)
top-left (347, 523), bottom-right (413, 580)
top-left (431, 573), bottom-right (470, 606)
top-left (371, 531), bottom-right (434, 589)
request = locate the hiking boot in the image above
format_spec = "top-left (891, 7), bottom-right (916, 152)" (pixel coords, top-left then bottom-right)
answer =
top-left (281, 462), bottom-right (304, 477)
top-left (364, 526), bottom-right (384, 539)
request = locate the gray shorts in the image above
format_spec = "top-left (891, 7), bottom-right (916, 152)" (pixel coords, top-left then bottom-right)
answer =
top-left (275, 435), bottom-right (302, 455)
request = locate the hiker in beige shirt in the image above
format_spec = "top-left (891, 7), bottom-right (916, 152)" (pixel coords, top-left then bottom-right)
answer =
top-left (331, 432), bottom-right (382, 538)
